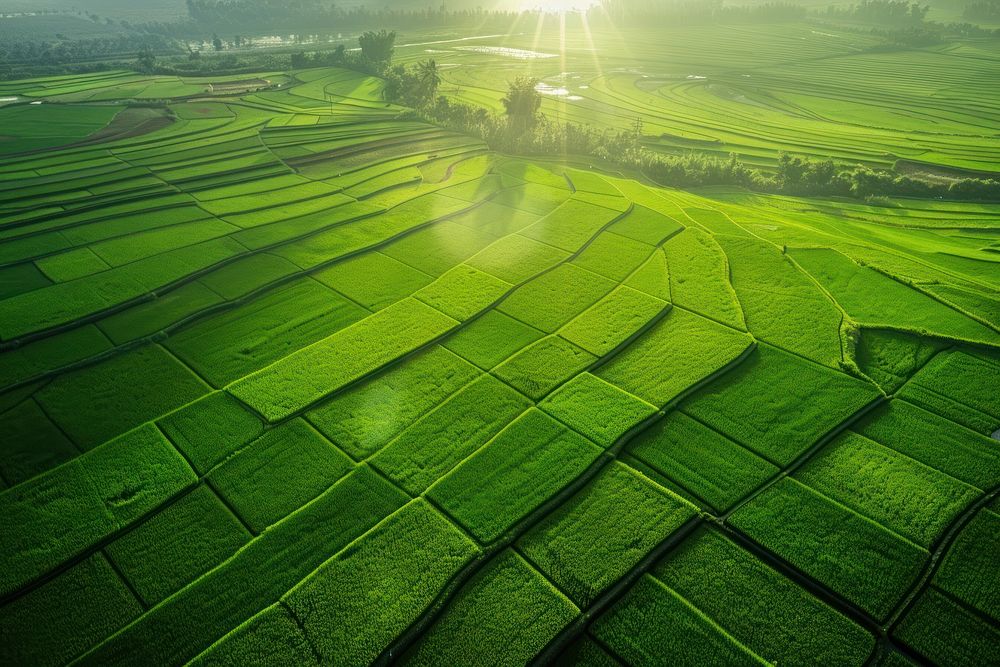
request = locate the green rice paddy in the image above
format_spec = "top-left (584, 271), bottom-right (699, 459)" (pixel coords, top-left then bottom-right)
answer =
top-left (1, 21), bottom-right (999, 667)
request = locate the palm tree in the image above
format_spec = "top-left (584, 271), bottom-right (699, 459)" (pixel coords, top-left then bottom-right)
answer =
top-left (417, 59), bottom-right (442, 99)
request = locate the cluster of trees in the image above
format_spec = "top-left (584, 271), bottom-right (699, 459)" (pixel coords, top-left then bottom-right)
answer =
top-left (965, 0), bottom-right (1000, 20)
top-left (183, 0), bottom-right (520, 32)
top-left (0, 34), bottom-right (181, 69)
top-left (825, 0), bottom-right (930, 24)
top-left (388, 69), bottom-right (1000, 201)
top-left (593, 1), bottom-right (807, 25)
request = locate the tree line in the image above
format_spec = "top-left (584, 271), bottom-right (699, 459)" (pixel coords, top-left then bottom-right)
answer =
top-left (380, 57), bottom-right (1000, 202)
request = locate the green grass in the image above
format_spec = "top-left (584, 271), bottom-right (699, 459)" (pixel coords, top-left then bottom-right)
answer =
top-left (682, 344), bottom-right (881, 466)
top-left (629, 410), bottom-right (778, 513)
top-left (0, 553), bottom-right (142, 666)
top-left (597, 308), bottom-right (754, 407)
top-left (414, 264), bottom-right (512, 321)
top-left (718, 235), bottom-right (843, 367)
top-left (313, 251), bottom-right (433, 311)
top-left (663, 228), bottom-right (746, 331)
top-left (897, 350), bottom-right (1000, 435)
top-left (402, 549), bottom-right (579, 666)
top-left (305, 345), bottom-right (480, 460)
top-left (105, 484), bottom-right (250, 606)
top-left (492, 335), bottom-right (597, 400)
top-left (157, 391), bottom-right (264, 476)
top-left (518, 462), bottom-right (695, 606)
top-left (895, 588), bottom-right (1000, 667)
top-left (796, 431), bottom-right (979, 547)
top-left (539, 372), bottom-right (658, 448)
top-left (207, 419), bottom-right (354, 533)
top-left (730, 477), bottom-right (926, 620)
top-left (592, 574), bottom-right (767, 666)
top-left (793, 248), bottom-right (1000, 347)
top-left (560, 286), bottom-right (667, 357)
top-left (33, 344), bottom-right (207, 449)
top-left (854, 400), bottom-right (1000, 490)
top-left (2, 51), bottom-right (1000, 663)
top-left (427, 408), bottom-right (602, 544)
top-left (498, 263), bottom-right (618, 334)
top-left (281, 500), bottom-right (480, 665)
top-left (442, 309), bottom-right (545, 370)
top-left (0, 398), bottom-right (78, 486)
top-left (0, 424), bottom-right (196, 597)
top-left (229, 297), bottom-right (458, 421)
top-left (166, 279), bottom-right (369, 388)
top-left (935, 509), bottom-right (1000, 623)
top-left (371, 373), bottom-right (531, 494)
top-left (652, 526), bottom-right (876, 665)
top-left (77, 466), bottom-right (407, 665)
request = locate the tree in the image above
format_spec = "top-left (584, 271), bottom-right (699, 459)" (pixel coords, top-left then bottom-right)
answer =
top-left (212, 33), bottom-right (223, 51)
top-left (358, 29), bottom-right (396, 70)
top-left (501, 76), bottom-right (542, 132)
top-left (416, 59), bottom-right (441, 99)
top-left (135, 47), bottom-right (157, 73)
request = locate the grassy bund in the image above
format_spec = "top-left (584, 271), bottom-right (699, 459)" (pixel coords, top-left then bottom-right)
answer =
top-left (1, 22), bottom-right (999, 667)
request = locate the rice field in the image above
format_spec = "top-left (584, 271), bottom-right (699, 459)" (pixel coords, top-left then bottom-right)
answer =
top-left (1, 23), bottom-right (999, 667)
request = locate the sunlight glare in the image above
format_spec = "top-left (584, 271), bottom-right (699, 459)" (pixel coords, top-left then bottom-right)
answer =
top-left (519, 0), bottom-right (597, 13)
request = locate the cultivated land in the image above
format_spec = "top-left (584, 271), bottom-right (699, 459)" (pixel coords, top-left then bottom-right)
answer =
top-left (1, 22), bottom-right (1000, 667)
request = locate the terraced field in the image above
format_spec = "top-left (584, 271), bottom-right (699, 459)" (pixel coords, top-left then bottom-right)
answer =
top-left (397, 23), bottom-right (1000, 173)
top-left (1, 49), bottom-right (999, 666)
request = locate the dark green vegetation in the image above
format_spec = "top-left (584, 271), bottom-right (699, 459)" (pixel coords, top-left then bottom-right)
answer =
top-left (1, 13), bottom-right (1000, 666)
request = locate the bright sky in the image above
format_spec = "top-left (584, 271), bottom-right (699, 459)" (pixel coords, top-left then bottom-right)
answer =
top-left (517, 0), bottom-right (599, 12)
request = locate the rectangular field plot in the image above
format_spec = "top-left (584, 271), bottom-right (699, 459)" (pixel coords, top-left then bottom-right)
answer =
top-left (78, 466), bottom-right (407, 665)
top-left (401, 550), bottom-right (578, 666)
top-left (306, 345), bottom-right (480, 460)
top-left (207, 419), bottom-right (354, 533)
top-left (681, 343), bottom-right (881, 466)
top-left (629, 410), bottom-right (778, 513)
top-left (35, 343), bottom-right (207, 450)
top-left (935, 508), bottom-right (1000, 623)
top-left (166, 278), bottom-right (369, 388)
top-left (729, 477), bottom-right (926, 620)
top-left (0, 553), bottom-right (142, 667)
top-left (282, 500), bottom-right (480, 665)
top-left (0, 398), bottom-right (79, 486)
top-left (796, 431), bottom-right (979, 547)
top-left (518, 462), bottom-right (695, 606)
top-left (427, 408), bottom-right (602, 544)
top-left (106, 484), bottom-right (250, 607)
top-left (592, 575), bottom-right (767, 666)
top-left (853, 400), bottom-right (1000, 490)
top-left (895, 588), bottom-right (1000, 667)
top-left (539, 373), bottom-right (658, 448)
top-left (414, 264), bottom-right (512, 321)
top-left (493, 335), bottom-right (597, 401)
top-left (229, 297), bottom-right (458, 421)
top-left (652, 526), bottom-right (876, 665)
top-left (371, 374), bottom-right (531, 495)
top-left (897, 350), bottom-right (1000, 435)
top-left (465, 233), bottom-right (570, 284)
top-left (0, 424), bottom-right (196, 598)
top-left (560, 285), bottom-right (668, 357)
top-left (608, 204), bottom-right (684, 246)
top-left (597, 308), bottom-right (754, 408)
top-left (498, 263), bottom-right (617, 334)
top-left (312, 251), bottom-right (433, 311)
top-left (442, 309), bottom-right (545, 370)
top-left (520, 199), bottom-right (624, 253)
